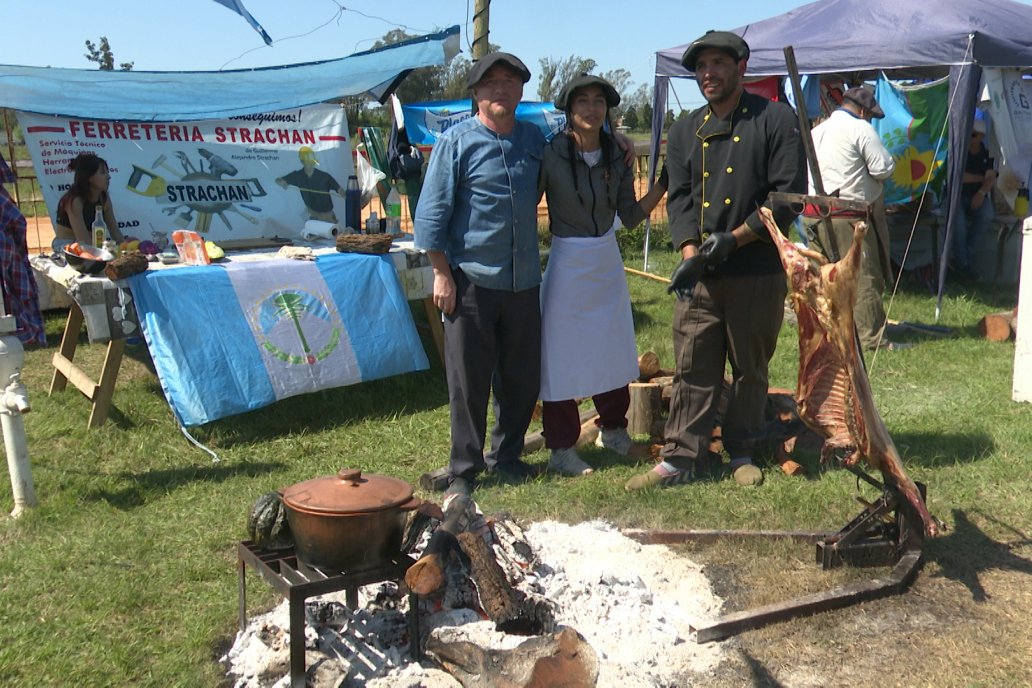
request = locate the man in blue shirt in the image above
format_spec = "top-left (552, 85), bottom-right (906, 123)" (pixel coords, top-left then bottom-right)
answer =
top-left (415, 52), bottom-right (546, 495)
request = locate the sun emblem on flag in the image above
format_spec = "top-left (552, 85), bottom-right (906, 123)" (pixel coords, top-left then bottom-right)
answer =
top-left (254, 290), bottom-right (341, 365)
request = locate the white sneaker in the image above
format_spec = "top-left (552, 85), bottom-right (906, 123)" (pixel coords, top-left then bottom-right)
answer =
top-left (548, 447), bottom-right (593, 476)
top-left (595, 427), bottom-right (634, 455)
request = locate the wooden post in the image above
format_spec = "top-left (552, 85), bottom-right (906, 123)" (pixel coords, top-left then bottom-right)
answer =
top-left (628, 382), bottom-right (662, 436)
top-left (471, 0), bottom-right (490, 61)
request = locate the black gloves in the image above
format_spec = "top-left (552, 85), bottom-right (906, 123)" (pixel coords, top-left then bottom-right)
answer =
top-left (668, 232), bottom-right (737, 300)
top-left (699, 232), bottom-right (736, 265)
top-left (667, 254), bottom-right (705, 300)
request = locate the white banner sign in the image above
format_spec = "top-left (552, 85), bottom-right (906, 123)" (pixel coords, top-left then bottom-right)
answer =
top-left (985, 68), bottom-right (1032, 197)
top-left (17, 104), bottom-right (353, 244)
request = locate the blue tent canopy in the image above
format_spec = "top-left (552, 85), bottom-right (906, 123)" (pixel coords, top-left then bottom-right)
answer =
top-left (650, 0), bottom-right (1032, 316)
top-left (0, 26), bottom-right (460, 122)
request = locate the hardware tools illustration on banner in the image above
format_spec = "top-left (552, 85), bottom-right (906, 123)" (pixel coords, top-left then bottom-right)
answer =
top-left (126, 148), bottom-right (267, 233)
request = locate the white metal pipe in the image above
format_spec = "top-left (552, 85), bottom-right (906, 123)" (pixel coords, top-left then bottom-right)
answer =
top-left (1013, 217), bottom-right (1032, 402)
top-left (0, 335), bottom-right (36, 517)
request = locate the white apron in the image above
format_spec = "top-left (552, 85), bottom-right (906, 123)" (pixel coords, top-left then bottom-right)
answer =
top-left (539, 229), bottom-right (639, 401)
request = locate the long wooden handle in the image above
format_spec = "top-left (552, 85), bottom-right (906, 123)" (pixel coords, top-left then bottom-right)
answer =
top-left (624, 267), bottom-right (670, 284)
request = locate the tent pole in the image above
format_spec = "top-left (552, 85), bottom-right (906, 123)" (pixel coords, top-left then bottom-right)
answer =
top-left (783, 46), bottom-right (841, 261)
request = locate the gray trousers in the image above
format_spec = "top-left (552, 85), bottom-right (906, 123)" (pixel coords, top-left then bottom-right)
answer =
top-left (443, 269), bottom-right (541, 479)
top-left (660, 271), bottom-right (786, 469)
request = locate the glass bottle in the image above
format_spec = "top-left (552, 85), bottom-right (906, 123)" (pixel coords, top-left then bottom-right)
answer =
top-left (345, 175), bottom-right (361, 234)
top-left (91, 206), bottom-right (108, 247)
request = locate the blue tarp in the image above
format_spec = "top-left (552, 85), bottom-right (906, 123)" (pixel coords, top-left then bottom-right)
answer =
top-left (401, 100), bottom-right (566, 145)
top-left (0, 26), bottom-right (460, 122)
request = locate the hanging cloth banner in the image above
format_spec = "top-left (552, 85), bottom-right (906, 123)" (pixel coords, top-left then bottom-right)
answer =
top-left (210, 0), bottom-right (273, 45)
top-left (401, 100), bottom-right (567, 145)
top-left (984, 68), bottom-right (1032, 204)
top-left (17, 104), bottom-right (352, 244)
top-left (873, 75), bottom-right (950, 205)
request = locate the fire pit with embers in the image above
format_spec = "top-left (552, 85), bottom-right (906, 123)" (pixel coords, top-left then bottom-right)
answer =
top-left (224, 506), bottom-right (726, 688)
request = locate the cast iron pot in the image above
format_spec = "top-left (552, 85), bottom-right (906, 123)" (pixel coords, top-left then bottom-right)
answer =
top-left (280, 468), bottom-right (421, 571)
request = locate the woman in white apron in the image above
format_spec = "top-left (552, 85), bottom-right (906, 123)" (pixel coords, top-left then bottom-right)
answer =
top-left (539, 74), bottom-right (668, 476)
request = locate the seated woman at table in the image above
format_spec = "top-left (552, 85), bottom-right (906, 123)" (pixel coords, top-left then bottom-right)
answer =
top-left (53, 152), bottom-right (124, 252)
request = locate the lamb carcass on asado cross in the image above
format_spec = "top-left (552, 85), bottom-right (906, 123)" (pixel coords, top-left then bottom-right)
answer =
top-left (759, 206), bottom-right (938, 538)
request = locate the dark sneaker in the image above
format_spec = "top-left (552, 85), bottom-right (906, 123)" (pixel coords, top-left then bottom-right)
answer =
top-left (419, 466), bottom-right (452, 492)
top-left (445, 475), bottom-right (475, 496)
top-left (490, 459), bottom-right (544, 482)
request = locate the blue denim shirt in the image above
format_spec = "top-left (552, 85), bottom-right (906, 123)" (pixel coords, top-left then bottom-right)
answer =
top-left (414, 116), bottom-right (545, 292)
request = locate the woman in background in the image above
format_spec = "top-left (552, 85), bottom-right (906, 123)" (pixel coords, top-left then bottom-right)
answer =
top-left (538, 74), bottom-right (667, 476)
top-left (53, 152), bottom-right (123, 251)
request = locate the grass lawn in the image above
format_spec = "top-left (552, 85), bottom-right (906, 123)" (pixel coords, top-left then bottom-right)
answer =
top-left (1, 226), bottom-right (1030, 686)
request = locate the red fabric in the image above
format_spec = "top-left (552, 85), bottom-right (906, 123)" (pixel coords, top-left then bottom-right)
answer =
top-left (743, 77), bottom-right (781, 102)
top-left (0, 187), bottom-right (46, 347)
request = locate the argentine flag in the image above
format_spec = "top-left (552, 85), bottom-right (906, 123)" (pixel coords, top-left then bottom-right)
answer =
top-left (129, 252), bottom-right (429, 427)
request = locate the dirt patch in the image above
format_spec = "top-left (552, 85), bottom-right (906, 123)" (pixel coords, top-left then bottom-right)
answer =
top-left (24, 214), bottom-right (55, 253)
top-left (677, 532), bottom-right (1032, 687)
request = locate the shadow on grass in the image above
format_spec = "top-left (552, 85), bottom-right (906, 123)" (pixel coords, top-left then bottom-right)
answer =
top-left (892, 431), bottom-right (995, 468)
top-left (84, 461), bottom-right (286, 510)
top-left (188, 369), bottom-right (450, 447)
top-left (739, 648), bottom-right (786, 688)
top-left (926, 508), bottom-right (1032, 602)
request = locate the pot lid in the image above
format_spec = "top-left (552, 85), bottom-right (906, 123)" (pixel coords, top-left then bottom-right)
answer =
top-left (280, 469), bottom-right (414, 515)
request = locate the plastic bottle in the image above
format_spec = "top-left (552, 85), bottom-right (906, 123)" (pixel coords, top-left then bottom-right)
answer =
top-left (345, 175), bottom-right (361, 234)
top-left (385, 185), bottom-right (403, 235)
top-left (365, 211), bottom-right (380, 234)
top-left (91, 206), bottom-right (108, 247)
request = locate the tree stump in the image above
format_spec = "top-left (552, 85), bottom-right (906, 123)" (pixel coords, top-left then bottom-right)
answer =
top-left (628, 382), bottom-right (662, 436)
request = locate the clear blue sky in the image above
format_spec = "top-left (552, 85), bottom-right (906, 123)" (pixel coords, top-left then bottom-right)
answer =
top-left (0, 0), bottom-right (989, 112)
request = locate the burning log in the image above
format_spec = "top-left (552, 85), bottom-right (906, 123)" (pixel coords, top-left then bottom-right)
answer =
top-left (426, 626), bottom-right (599, 688)
top-left (759, 206), bottom-right (939, 537)
top-left (405, 495), bottom-right (473, 596)
top-left (457, 530), bottom-right (554, 635)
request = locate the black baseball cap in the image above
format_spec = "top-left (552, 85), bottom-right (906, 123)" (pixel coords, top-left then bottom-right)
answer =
top-left (554, 74), bottom-right (621, 110)
top-left (680, 31), bottom-right (750, 72)
top-left (842, 86), bottom-right (885, 119)
top-left (467, 52), bottom-right (531, 88)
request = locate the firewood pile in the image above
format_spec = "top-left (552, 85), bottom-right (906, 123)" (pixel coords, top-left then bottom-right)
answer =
top-left (521, 351), bottom-right (823, 474)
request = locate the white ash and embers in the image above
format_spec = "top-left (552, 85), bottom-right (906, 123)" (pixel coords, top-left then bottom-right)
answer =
top-left (222, 519), bottom-right (726, 687)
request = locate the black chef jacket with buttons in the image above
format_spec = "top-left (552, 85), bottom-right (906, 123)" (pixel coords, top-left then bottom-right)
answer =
top-left (665, 90), bottom-right (806, 277)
